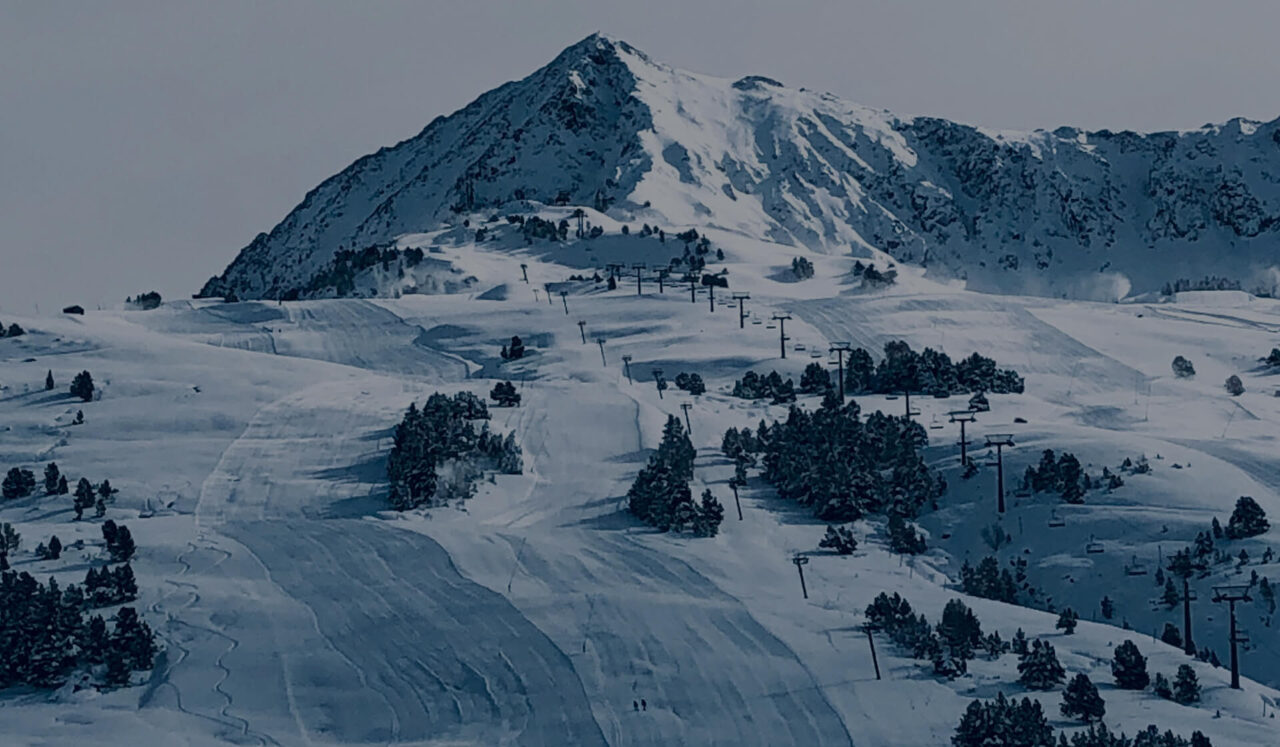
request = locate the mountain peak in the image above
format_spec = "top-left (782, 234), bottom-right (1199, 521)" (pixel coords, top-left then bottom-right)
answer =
top-left (203, 36), bottom-right (1280, 302)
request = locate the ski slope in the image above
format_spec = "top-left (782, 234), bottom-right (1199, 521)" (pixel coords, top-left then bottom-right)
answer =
top-left (3, 240), bottom-right (1280, 745)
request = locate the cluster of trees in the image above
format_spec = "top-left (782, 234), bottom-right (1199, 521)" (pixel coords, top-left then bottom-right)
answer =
top-left (1263, 348), bottom-right (1280, 369)
top-left (296, 243), bottom-right (415, 297)
top-left (1161, 276), bottom-right (1241, 295)
top-left (84, 563), bottom-right (137, 607)
top-left (125, 291), bottom-right (162, 310)
top-left (490, 381), bottom-right (521, 407)
top-left (515, 215), bottom-right (570, 242)
top-left (0, 321), bottom-right (25, 338)
top-left (731, 371), bottom-right (796, 403)
top-left (819, 525), bottom-right (857, 554)
top-left (724, 397), bottom-right (945, 524)
top-left (500, 335), bottom-right (526, 361)
top-left (3, 463), bottom-right (115, 522)
top-left (1172, 355), bottom-right (1196, 378)
top-left (825, 342), bottom-right (1023, 398)
top-left (1153, 664), bottom-right (1202, 706)
top-left (1224, 374), bottom-right (1244, 396)
top-left (386, 392), bottom-right (521, 510)
top-left (866, 593), bottom-right (996, 678)
top-left (960, 556), bottom-right (1019, 603)
top-left (673, 372), bottom-right (706, 395)
top-left (627, 416), bottom-right (723, 537)
top-left (852, 260), bottom-right (896, 288)
top-left (954, 692), bottom-right (1211, 747)
top-left (102, 521), bottom-right (136, 562)
top-left (0, 571), bottom-right (157, 689)
top-left (791, 256), bottom-right (815, 279)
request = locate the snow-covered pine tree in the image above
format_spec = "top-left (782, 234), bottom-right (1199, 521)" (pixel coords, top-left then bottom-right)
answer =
top-left (1055, 608), bottom-right (1078, 634)
top-left (1225, 495), bottom-right (1269, 539)
top-left (1111, 640), bottom-right (1150, 690)
top-left (1172, 664), bottom-right (1201, 705)
top-left (1017, 639), bottom-right (1065, 690)
top-left (1060, 673), bottom-right (1105, 722)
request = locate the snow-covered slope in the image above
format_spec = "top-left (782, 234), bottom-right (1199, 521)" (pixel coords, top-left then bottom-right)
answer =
top-left (202, 33), bottom-right (1280, 302)
top-left (7, 237), bottom-right (1280, 744)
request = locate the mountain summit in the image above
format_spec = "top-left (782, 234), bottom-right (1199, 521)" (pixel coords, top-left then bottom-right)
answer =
top-left (203, 34), bottom-right (1280, 301)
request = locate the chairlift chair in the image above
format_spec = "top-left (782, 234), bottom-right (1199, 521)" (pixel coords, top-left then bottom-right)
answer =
top-left (794, 343), bottom-right (806, 351)
top-left (885, 395), bottom-right (899, 401)
top-left (1125, 555), bottom-right (1148, 576)
top-left (1085, 535), bottom-right (1105, 554)
top-left (1047, 510), bottom-right (1065, 528)
top-left (751, 319), bottom-right (763, 325)
top-left (1014, 487), bottom-right (1032, 498)
top-left (766, 323), bottom-right (777, 330)
top-left (810, 351), bottom-right (824, 359)
top-left (928, 415), bottom-right (944, 430)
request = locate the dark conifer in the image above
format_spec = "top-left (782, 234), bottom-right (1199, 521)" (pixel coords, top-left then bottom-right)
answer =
top-left (1111, 640), bottom-right (1150, 690)
top-left (1060, 673), bottom-right (1105, 722)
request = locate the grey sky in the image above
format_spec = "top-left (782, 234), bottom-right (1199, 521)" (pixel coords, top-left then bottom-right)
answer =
top-left (3, 1), bottom-right (1278, 314)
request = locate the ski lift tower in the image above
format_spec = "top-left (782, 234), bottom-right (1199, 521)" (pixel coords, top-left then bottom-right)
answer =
top-left (621, 355), bottom-right (634, 384)
top-left (1213, 583), bottom-right (1253, 689)
top-left (984, 434), bottom-right (1015, 514)
top-left (792, 554), bottom-right (810, 599)
top-left (632, 263), bottom-right (647, 295)
top-left (652, 368), bottom-right (665, 400)
top-left (656, 268), bottom-right (670, 293)
top-left (732, 293), bottom-right (751, 329)
top-left (829, 342), bottom-right (852, 402)
top-left (771, 314), bottom-right (792, 359)
top-left (948, 410), bottom-right (977, 465)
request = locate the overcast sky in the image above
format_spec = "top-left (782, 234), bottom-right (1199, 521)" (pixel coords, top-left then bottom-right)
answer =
top-left (3, 1), bottom-right (1279, 314)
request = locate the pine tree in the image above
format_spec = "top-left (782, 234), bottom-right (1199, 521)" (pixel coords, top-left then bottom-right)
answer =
top-left (1225, 496), bottom-right (1269, 539)
top-left (1153, 671), bottom-right (1173, 699)
top-left (1011, 628), bottom-right (1029, 656)
top-left (79, 614), bottom-right (109, 664)
top-left (1017, 639), bottom-right (1065, 690)
top-left (693, 489), bottom-right (724, 537)
top-left (1100, 595), bottom-right (1115, 620)
top-left (1172, 664), bottom-right (1201, 705)
top-left (888, 513), bottom-right (927, 554)
top-left (109, 525), bottom-right (136, 562)
top-left (1161, 622), bottom-right (1183, 649)
top-left (70, 370), bottom-right (95, 402)
top-left (74, 477), bottom-right (95, 520)
top-left (2, 467), bottom-right (36, 499)
top-left (57, 474), bottom-right (68, 495)
top-left (1162, 577), bottom-right (1181, 608)
top-left (1055, 608), bottom-right (1078, 634)
top-left (45, 370), bottom-right (54, 390)
top-left (1061, 673), bottom-right (1105, 722)
top-left (1111, 640), bottom-right (1150, 690)
top-left (103, 648), bottom-right (131, 687)
top-left (98, 479), bottom-right (115, 501)
top-left (799, 362), bottom-right (831, 394)
top-left (43, 463), bottom-right (60, 495)
top-left (47, 535), bottom-right (61, 560)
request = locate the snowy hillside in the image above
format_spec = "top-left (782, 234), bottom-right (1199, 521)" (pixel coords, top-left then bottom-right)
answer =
top-left (201, 33), bottom-right (1280, 302)
top-left (7, 223), bottom-right (1280, 744)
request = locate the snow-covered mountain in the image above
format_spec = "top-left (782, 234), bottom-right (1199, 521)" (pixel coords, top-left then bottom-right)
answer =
top-left (202, 33), bottom-right (1280, 301)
